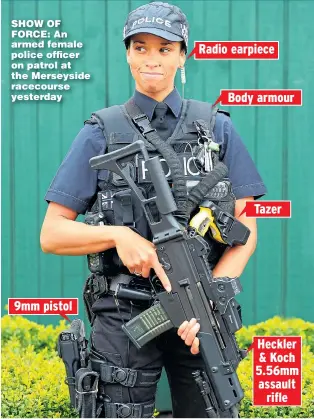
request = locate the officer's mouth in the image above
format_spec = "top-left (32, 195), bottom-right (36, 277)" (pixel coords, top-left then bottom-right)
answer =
top-left (140, 72), bottom-right (164, 80)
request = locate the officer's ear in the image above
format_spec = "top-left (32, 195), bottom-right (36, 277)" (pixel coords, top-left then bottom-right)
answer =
top-left (126, 48), bottom-right (131, 64)
top-left (179, 52), bottom-right (186, 69)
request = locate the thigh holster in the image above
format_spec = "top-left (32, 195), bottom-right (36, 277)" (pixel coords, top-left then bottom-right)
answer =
top-left (90, 353), bottom-right (161, 418)
top-left (103, 400), bottom-right (156, 418)
top-left (58, 319), bottom-right (102, 418)
top-left (91, 357), bottom-right (161, 388)
top-left (75, 367), bottom-right (100, 418)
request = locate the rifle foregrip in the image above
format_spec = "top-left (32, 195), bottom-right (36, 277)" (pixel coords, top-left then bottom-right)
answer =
top-left (199, 332), bottom-right (244, 410)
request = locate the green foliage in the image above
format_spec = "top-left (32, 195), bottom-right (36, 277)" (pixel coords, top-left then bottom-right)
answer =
top-left (1, 315), bottom-right (77, 418)
top-left (1, 314), bottom-right (314, 418)
top-left (235, 316), bottom-right (314, 418)
top-left (237, 344), bottom-right (314, 418)
top-left (1, 314), bottom-right (67, 354)
top-left (236, 316), bottom-right (314, 353)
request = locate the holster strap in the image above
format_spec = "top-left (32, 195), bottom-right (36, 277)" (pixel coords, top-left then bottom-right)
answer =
top-left (83, 274), bottom-right (109, 325)
top-left (75, 367), bottom-right (99, 418)
top-left (90, 274), bottom-right (108, 297)
top-left (104, 399), bottom-right (155, 418)
top-left (116, 189), bottom-right (135, 227)
top-left (91, 358), bottom-right (161, 387)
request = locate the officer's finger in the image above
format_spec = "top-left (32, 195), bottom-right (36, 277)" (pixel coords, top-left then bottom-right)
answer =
top-left (141, 265), bottom-right (151, 278)
top-left (153, 259), bottom-right (171, 292)
top-left (184, 322), bottom-right (200, 346)
top-left (177, 320), bottom-right (189, 337)
top-left (190, 337), bottom-right (200, 355)
top-left (180, 318), bottom-right (197, 341)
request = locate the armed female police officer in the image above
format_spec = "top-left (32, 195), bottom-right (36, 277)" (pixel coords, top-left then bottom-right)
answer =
top-left (41, 2), bottom-right (266, 418)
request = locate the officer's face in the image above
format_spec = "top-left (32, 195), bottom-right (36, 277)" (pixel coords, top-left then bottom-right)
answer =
top-left (127, 33), bottom-right (186, 100)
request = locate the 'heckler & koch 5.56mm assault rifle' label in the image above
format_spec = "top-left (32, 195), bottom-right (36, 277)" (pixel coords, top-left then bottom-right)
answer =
top-left (253, 336), bottom-right (302, 406)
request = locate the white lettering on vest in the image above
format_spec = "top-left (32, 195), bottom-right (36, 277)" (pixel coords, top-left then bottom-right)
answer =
top-left (183, 156), bottom-right (200, 176)
top-left (160, 158), bottom-right (171, 178)
top-left (141, 160), bottom-right (149, 180)
top-left (141, 156), bottom-right (199, 181)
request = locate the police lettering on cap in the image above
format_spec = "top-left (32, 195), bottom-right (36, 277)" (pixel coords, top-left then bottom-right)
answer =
top-left (123, 1), bottom-right (189, 52)
top-left (131, 17), bottom-right (172, 29)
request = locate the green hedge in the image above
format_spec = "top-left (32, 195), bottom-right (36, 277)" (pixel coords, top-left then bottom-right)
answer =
top-left (1, 316), bottom-right (77, 418)
top-left (1, 314), bottom-right (314, 418)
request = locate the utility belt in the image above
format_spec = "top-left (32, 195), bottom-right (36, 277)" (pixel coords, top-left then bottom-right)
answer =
top-left (83, 273), bottom-right (155, 325)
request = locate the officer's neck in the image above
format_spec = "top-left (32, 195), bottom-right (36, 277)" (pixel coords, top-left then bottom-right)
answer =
top-left (135, 85), bottom-right (175, 102)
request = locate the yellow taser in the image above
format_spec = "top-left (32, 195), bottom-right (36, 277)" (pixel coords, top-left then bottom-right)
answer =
top-left (189, 206), bottom-right (226, 243)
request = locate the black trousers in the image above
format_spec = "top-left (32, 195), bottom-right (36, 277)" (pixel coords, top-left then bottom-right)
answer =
top-left (90, 294), bottom-right (209, 418)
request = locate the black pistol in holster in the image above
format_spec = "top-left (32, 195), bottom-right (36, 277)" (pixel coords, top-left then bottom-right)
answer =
top-left (90, 140), bottom-right (249, 418)
top-left (58, 319), bottom-right (99, 418)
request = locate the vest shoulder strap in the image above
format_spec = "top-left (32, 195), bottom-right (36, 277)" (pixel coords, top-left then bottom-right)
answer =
top-left (183, 100), bottom-right (231, 143)
top-left (183, 100), bottom-right (231, 122)
top-left (183, 99), bottom-right (213, 128)
top-left (182, 99), bottom-right (218, 143)
top-left (84, 105), bottom-right (122, 139)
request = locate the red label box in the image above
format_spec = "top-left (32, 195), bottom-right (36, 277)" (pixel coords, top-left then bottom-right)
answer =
top-left (213, 90), bottom-right (302, 107)
top-left (8, 298), bottom-right (78, 316)
top-left (240, 201), bottom-right (291, 218)
top-left (253, 336), bottom-right (302, 406)
top-left (188, 41), bottom-right (279, 60)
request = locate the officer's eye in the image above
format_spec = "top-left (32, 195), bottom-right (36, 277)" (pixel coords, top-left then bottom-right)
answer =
top-left (135, 46), bottom-right (146, 52)
top-left (160, 48), bottom-right (171, 53)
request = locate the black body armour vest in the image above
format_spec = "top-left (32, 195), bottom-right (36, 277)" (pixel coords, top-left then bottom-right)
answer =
top-left (84, 99), bottom-right (236, 275)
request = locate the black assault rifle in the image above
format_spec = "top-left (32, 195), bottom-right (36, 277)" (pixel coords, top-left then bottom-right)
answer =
top-left (90, 140), bottom-right (248, 418)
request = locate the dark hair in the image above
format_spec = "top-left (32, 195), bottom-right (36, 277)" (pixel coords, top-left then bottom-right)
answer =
top-left (124, 38), bottom-right (186, 53)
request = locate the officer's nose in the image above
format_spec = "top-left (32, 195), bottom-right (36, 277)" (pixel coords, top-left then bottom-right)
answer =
top-left (144, 62), bottom-right (161, 70)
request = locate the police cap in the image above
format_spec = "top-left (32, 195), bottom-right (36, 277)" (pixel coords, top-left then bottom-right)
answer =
top-left (123, 2), bottom-right (189, 52)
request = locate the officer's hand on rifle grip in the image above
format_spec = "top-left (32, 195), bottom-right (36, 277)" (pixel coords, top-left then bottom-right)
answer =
top-left (177, 318), bottom-right (201, 355)
top-left (114, 226), bottom-right (172, 292)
